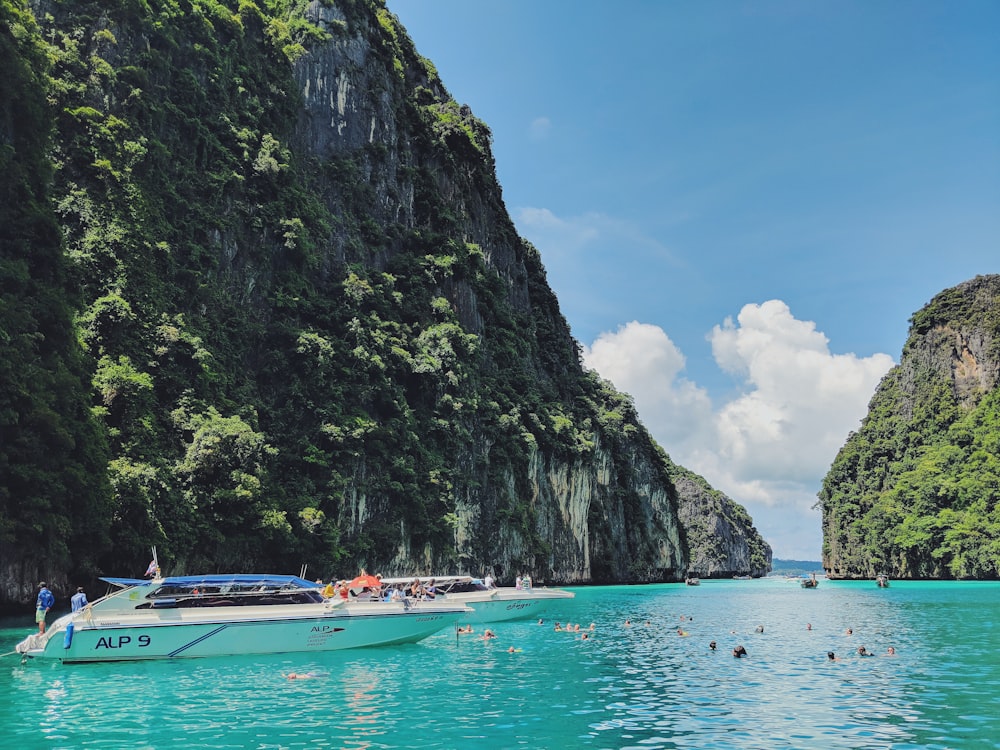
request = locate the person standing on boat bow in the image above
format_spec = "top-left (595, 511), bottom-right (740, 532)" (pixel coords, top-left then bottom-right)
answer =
top-left (35, 582), bottom-right (55, 633)
top-left (71, 587), bottom-right (88, 612)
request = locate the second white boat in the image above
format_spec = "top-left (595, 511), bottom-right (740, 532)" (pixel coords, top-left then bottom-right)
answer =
top-left (380, 575), bottom-right (574, 623)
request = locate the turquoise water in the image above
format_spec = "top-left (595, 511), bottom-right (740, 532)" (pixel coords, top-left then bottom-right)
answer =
top-left (1, 578), bottom-right (997, 749)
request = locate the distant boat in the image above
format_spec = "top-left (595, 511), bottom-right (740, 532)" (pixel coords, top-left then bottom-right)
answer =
top-left (685, 576), bottom-right (701, 586)
top-left (733, 575), bottom-right (752, 580)
top-left (876, 574), bottom-right (890, 588)
top-left (800, 573), bottom-right (819, 589)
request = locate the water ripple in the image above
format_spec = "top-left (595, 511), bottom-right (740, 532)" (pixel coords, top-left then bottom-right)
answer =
top-left (1, 580), bottom-right (998, 748)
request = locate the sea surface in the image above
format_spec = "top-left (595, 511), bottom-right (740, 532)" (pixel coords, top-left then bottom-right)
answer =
top-left (1, 578), bottom-right (997, 749)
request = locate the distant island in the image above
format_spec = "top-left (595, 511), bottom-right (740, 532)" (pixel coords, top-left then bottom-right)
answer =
top-left (769, 559), bottom-right (823, 576)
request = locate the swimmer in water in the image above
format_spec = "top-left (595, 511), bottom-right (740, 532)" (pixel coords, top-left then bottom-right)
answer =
top-left (283, 672), bottom-right (321, 680)
top-left (732, 645), bottom-right (747, 658)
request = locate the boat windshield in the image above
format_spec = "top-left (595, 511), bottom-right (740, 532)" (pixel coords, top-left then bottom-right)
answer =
top-left (128, 574), bottom-right (324, 609)
top-left (435, 579), bottom-right (491, 594)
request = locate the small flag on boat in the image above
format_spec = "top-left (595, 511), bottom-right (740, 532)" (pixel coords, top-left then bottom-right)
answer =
top-left (145, 559), bottom-right (158, 577)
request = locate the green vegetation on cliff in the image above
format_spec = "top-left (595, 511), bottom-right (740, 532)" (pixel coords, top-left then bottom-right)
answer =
top-left (1, 0), bottom-right (112, 582)
top-left (1, 0), bottom-right (765, 596)
top-left (820, 276), bottom-right (1000, 579)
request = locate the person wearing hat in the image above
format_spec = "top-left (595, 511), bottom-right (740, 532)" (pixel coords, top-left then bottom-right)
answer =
top-left (36, 582), bottom-right (55, 633)
top-left (71, 587), bottom-right (89, 612)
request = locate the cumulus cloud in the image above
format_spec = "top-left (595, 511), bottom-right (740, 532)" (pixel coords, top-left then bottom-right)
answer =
top-left (581, 303), bottom-right (895, 559)
top-left (581, 322), bottom-right (714, 451)
top-left (708, 300), bottom-right (895, 487)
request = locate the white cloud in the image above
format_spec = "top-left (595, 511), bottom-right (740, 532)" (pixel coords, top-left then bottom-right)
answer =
top-left (529, 116), bottom-right (551, 140)
top-left (708, 300), bottom-right (895, 487)
top-left (516, 207), bottom-right (598, 251)
top-left (514, 207), bottom-right (677, 266)
top-left (581, 322), bottom-right (714, 450)
top-left (581, 302), bottom-right (895, 559)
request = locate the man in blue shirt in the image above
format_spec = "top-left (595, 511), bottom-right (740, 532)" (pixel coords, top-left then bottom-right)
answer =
top-left (71, 587), bottom-right (88, 612)
top-left (36, 582), bottom-right (55, 633)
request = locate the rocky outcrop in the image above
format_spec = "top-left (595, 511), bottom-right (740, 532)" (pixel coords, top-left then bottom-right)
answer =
top-left (820, 275), bottom-right (1000, 579)
top-left (671, 464), bottom-right (772, 578)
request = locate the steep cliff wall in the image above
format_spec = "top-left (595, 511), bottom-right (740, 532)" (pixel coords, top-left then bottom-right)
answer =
top-left (820, 275), bottom-right (1000, 579)
top-left (671, 464), bottom-right (772, 578)
top-left (0, 0), bottom-right (767, 603)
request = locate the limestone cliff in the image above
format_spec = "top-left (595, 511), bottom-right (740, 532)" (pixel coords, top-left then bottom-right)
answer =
top-left (670, 462), bottom-right (772, 578)
top-left (820, 275), bottom-right (1000, 579)
top-left (0, 0), bottom-right (769, 603)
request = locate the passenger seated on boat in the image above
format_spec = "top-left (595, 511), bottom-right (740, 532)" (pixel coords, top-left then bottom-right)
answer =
top-left (408, 579), bottom-right (423, 599)
top-left (322, 581), bottom-right (335, 598)
top-left (425, 579), bottom-right (437, 599)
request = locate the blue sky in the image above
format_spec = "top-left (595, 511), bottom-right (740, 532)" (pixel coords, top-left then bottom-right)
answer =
top-left (387, 0), bottom-right (1000, 561)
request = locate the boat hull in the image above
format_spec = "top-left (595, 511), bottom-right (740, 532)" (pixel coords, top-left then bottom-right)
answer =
top-left (444, 588), bottom-right (574, 624)
top-left (21, 603), bottom-right (464, 663)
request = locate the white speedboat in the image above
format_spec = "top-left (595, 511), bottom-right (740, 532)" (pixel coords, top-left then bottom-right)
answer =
top-left (380, 576), bottom-right (574, 623)
top-left (15, 573), bottom-right (469, 663)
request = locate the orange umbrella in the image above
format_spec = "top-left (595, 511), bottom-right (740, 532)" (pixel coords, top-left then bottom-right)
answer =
top-left (348, 573), bottom-right (382, 590)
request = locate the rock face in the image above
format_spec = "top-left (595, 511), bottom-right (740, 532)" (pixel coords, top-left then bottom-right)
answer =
top-left (0, 0), bottom-right (769, 603)
top-left (820, 275), bottom-right (1000, 579)
top-left (672, 464), bottom-right (772, 578)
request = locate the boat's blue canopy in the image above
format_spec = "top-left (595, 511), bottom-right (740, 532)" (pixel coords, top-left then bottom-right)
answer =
top-left (101, 574), bottom-right (318, 589)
